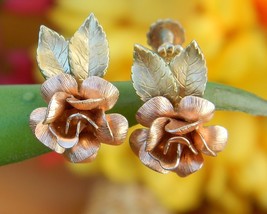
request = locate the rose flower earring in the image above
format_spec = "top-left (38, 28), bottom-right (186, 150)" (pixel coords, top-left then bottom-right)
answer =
top-left (30, 14), bottom-right (128, 163)
top-left (130, 20), bottom-right (228, 177)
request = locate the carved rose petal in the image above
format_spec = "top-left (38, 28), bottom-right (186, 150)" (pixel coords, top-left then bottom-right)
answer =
top-left (94, 110), bottom-right (113, 143)
top-left (41, 73), bottom-right (78, 103)
top-left (139, 144), bottom-right (169, 174)
top-left (64, 133), bottom-right (100, 163)
top-left (29, 107), bottom-right (47, 131)
top-left (173, 147), bottom-right (204, 177)
top-left (167, 136), bottom-right (198, 155)
top-left (95, 113), bottom-right (128, 145)
top-left (149, 140), bottom-right (182, 170)
top-left (164, 118), bottom-right (200, 135)
top-left (177, 96), bottom-right (215, 122)
top-left (129, 129), bottom-right (148, 156)
top-left (35, 121), bottom-right (65, 154)
top-left (193, 126), bottom-right (228, 156)
top-left (66, 96), bottom-right (105, 110)
top-left (44, 92), bottom-right (71, 124)
top-left (146, 117), bottom-right (169, 151)
top-left (48, 124), bottom-right (79, 149)
top-left (106, 114), bottom-right (128, 145)
top-left (136, 96), bottom-right (175, 127)
top-left (80, 76), bottom-right (119, 111)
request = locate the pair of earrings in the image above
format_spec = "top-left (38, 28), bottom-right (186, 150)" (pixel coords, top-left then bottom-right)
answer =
top-left (30, 13), bottom-right (228, 177)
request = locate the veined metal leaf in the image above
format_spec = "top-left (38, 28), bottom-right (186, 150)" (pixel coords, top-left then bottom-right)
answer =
top-left (132, 44), bottom-right (178, 103)
top-left (37, 25), bottom-right (70, 79)
top-left (170, 40), bottom-right (207, 98)
top-left (69, 13), bottom-right (109, 81)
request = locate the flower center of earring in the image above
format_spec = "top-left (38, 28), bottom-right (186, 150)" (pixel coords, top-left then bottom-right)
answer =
top-left (49, 112), bottom-right (99, 149)
top-left (65, 112), bottom-right (99, 135)
top-left (164, 136), bottom-right (198, 155)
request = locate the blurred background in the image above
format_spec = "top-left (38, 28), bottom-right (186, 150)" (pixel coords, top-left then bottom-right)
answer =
top-left (1, 0), bottom-right (267, 213)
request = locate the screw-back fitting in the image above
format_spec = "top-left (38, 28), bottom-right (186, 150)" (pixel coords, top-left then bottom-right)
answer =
top-left (147, 19), bottom-right (185, 61)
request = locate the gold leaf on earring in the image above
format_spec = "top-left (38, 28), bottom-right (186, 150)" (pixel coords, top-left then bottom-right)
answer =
top-left (170, 40), bottom-right (207, 99)
top-left (37, 25), bottom-right (70, 79)
top-left (132, 44), bottom-right (178, 103)
top-left (69, 13), bottom-right (109, 81)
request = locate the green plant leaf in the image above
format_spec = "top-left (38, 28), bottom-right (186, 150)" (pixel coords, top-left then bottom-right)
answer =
top-left (205, 82), bottom-right (267, 116)
top-left (0, 82), bottom-right (267, 166)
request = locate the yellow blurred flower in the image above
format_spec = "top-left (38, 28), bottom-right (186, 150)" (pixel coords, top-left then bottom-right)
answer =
top-left (141, 166), bottom-right (206, 212)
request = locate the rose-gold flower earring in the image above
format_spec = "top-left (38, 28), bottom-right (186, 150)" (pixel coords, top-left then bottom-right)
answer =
top-left (30, 13), bottom-right (129, 163)
top-left (129, 19), bottom-right (228, 177)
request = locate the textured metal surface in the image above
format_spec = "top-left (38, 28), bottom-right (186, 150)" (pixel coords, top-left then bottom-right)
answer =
top-left (37, 13), bottom-right (109, 82)
top-left (147, 19), bottom-right (185, 51)
top-left (132, 44), bottom-right (178, 103)
top-left (69, 13), bottom-right (109, 81)
top-left (31, 13), bottom-right (128, 163)
top-left (132, 21), bottom-right (207, 106)
top-left (130, 19), bottom-right (228, 177)
top-left (130, 96), bottom-right (228, 177)
top-left (37, 26), bottom-right (70, 79)
top-left (30, 74), bottom-right (129, 163)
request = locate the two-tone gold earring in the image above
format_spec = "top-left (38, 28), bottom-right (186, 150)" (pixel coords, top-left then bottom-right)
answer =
top-left (130, 19), bottom-right (228, 177)
top-left (29, 13), bottom-right (128, 163)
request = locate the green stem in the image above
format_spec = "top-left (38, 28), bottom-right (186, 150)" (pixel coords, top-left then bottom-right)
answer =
top-left (205, 82), bottom-right (267, 116)
top-left (0, 82), bottom-right (267, 166)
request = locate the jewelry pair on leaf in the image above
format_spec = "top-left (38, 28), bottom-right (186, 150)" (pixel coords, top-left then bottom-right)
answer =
top-left (30, 14), bottom-right (228, 177)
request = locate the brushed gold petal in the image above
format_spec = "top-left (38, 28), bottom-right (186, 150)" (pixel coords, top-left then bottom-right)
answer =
top-left (35, 122), bottom-right (65, 154)
top-left (80, 76), bottom-right (119, 111)
top-left (64, 133), bottom-right (100, 163)
top-left (29, 107), bottom-right (47, 131)
top-left (41, 73), bottom-right (78, 103)
top-left (139, 144), bottom-right (169, 174)
top-left (164, 118), bottom-right (200, 135)
top-left (43, 92), bottom-right (71, 124)
top-left (136, 96), bottom-right (174, 127)
top-left (177, 96), bottom-right (215, 122)
top-left (49, 121), bottom-right (82, 149)
top-left (193, 126), bottom-right (228, 156)
top-left (69, 13), bottom-right (109, 81)
top-left (95, 113), bottom-right (128, 145)
top-left (146, 117), bottom-right (169, 151)
top-left (129, 129), bottom-right (148, 156)
top-left (149, 140), bottom-right (182, 170)
top-left (94, 110), bottom-right (114, 143)
top-left (170, 40), bottom-right (207, 99)
top-left (166, 136), bottom-right (198, 155)
top-left (174, 147), bottom-right (204, 177)
top-left (65, 112), bottom-right (98, 133)
top-left (37, 25), bottom-right (70, 79)
top-left (66, 96), bottom-right (105, 110)
top-left (132, 44), bottom-right (178, 103)
top-left (104, 113), bottom-right (128, 145)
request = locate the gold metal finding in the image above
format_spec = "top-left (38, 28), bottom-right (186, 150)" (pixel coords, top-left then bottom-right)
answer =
top-left (147, 19), bottom-right (185, 61)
